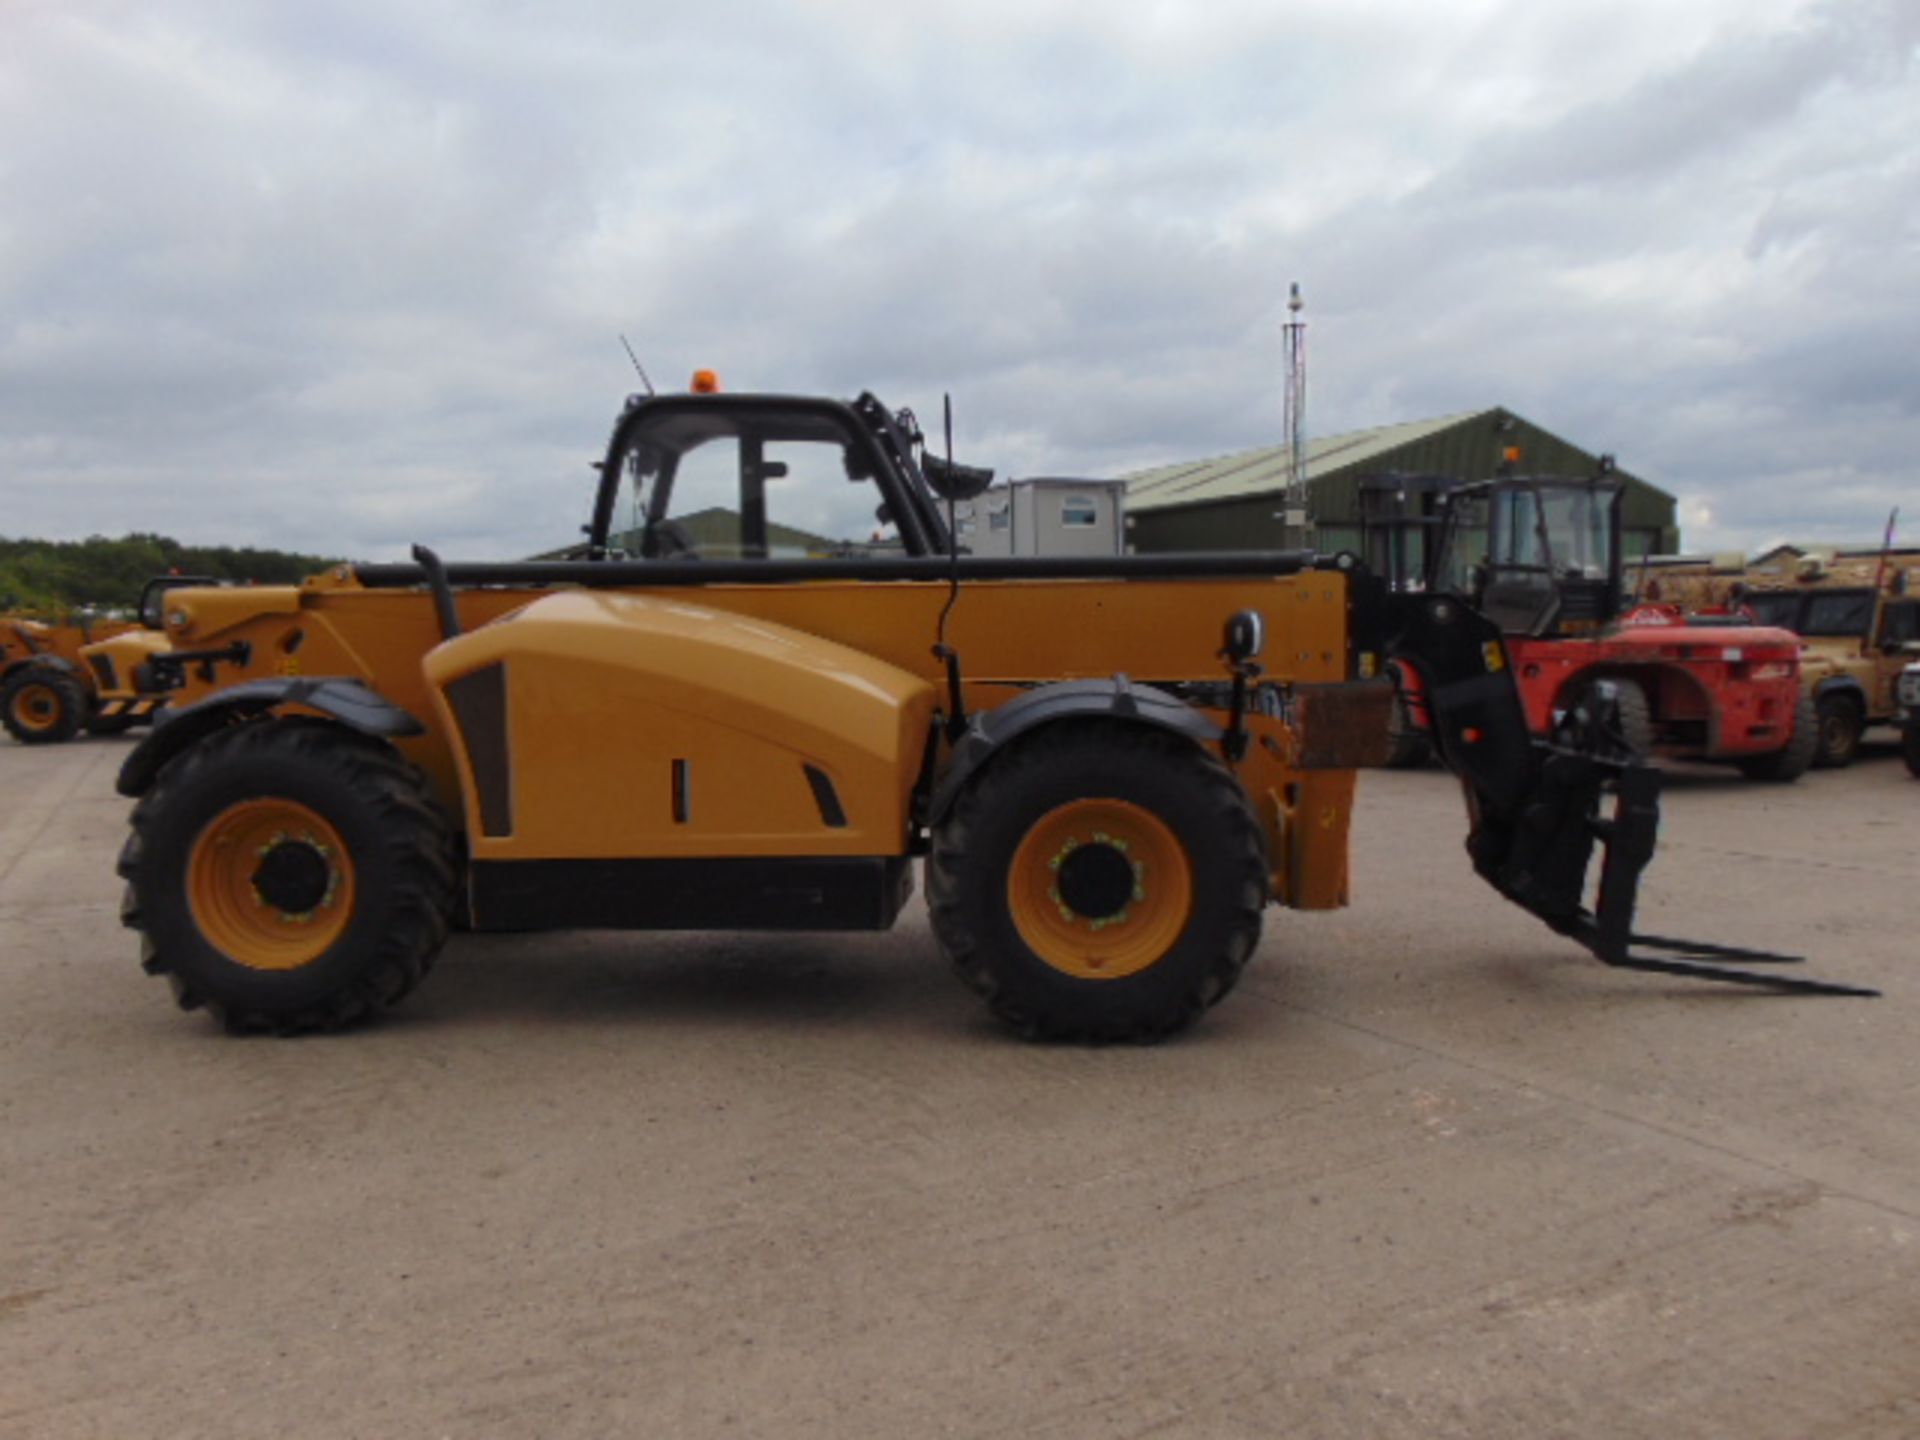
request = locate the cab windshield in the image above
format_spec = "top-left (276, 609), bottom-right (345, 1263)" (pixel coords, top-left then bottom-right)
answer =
top-left (1429, 482), bottom-right (1613, 591)
top-left (1802, 590), bottom-right (1876, 638)
top-left (1742, 592), bottom-right (1802, 630)
top-left (601, 405), bottom-right (899, 561)
top-left (1494, 484), bottom-right (1610, 578)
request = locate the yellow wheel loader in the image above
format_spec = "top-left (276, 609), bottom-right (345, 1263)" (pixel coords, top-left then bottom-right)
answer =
top-left (3, 611), bottom-right (175, 744)
top-left (112, 384), bottom-right (1871, 1038)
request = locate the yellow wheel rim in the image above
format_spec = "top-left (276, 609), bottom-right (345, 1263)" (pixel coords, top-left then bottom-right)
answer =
top-left (187, 798), bottom-right (355, 971)
top-left (11, 683), bottom-right (61, 733)
top-left (1008, 797), bottom-right (1193, 981)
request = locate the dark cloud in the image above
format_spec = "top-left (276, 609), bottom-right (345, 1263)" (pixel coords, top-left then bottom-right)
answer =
top-left (1, 0), bottom-right (1913, 561)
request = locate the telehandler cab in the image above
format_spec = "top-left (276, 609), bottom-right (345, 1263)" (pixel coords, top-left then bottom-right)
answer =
top-left (114, 383), bottom-right (1871, 1039)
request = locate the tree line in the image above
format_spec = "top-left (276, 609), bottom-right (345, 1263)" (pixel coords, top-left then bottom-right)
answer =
top-left (0, 534), bottom-right (348, 614)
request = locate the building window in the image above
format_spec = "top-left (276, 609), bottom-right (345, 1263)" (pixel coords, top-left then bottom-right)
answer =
top-left (989, 508), bottom-right (1010, 532)
top-left (1061, 496), bottom-right (1098, 527)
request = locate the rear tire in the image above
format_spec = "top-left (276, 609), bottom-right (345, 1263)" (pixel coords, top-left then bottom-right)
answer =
top-left (928, 721), bottom-right (1266, 1043)
top-left (119, 719), bottom-right (456, 1034)
top-left (1738, 692), bottom-right (1817, 782)
top-left (2, 666), bottom-right (86, 744)
top-left (1811, 692), bottom-right (1863, 769)
top-left (1581, 676), bottom-right (1653, 757)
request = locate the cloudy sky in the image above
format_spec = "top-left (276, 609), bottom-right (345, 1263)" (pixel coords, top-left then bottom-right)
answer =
top-left (2, 0), bottom-right (1914, 560)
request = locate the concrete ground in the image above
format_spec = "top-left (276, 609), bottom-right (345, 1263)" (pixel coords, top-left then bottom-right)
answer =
top-left (2, 733), bottom-right (1916, 1439)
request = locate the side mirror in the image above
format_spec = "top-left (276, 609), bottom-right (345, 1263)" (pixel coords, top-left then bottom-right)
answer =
top-left (759, 461), bottom-right (789, 481)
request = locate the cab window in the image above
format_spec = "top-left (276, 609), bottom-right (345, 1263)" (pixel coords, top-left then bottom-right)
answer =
top-left (1492, 489), bottom-right (1545, 569)
top-left (1743, 592), bottom-right (1802, 630)
top-left (604, 407), bottom-right (897, 560)
top-left (1802, 590), bottom-right (1875, 637)
top-left (1881, 600), bottom-right (1919, 646)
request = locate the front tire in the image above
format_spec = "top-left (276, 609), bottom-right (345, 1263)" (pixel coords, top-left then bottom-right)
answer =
top-left (1811, 692), bottom-right (1863, 769)
top-left (927, 721), bottom-right (1266, 1043)
top-left (2, 666), bottom-right (86, 744)
top-left (119, 719), bottom-right (456, 1034)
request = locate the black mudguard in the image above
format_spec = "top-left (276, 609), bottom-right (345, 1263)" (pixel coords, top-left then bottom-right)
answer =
top-left (14, 653), bottom-right (79, 677)
top-left (1812, 675), bottom-right (1868, 707)
top-left (117, 678), bottom-right (424, 798)
top-left (927, 677), bottom-right (1221, 824)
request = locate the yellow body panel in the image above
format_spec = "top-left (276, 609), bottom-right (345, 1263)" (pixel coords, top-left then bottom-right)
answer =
top-left (159, 585), bottom-right (303, 641)
top-left (152, 566), bottom-right (1361, 909)
top-left (1227, 711), bottom-right (1356, 911)
top-left (79, 629), bottom-right (171, 704)
top-left (422, 591), bottom-right (939, 861)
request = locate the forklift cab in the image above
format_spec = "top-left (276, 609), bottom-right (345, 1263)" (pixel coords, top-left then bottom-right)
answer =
top-left (1430, 471), bottom-right (1624, 637)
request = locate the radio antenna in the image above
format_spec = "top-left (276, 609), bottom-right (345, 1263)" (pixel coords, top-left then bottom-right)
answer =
top-left (619, 335), bottom-right (656, 396)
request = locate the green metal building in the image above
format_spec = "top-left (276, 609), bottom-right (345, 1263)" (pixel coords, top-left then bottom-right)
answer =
top-left (1123, 407), bottom-right (1680, 559)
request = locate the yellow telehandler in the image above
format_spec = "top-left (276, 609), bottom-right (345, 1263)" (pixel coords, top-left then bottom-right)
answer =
top-left (112, 382), bottom-right (1870, 1037)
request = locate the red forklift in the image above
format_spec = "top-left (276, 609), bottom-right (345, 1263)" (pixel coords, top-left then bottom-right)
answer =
top-left (1360, 456), bottom-right (1815, 780)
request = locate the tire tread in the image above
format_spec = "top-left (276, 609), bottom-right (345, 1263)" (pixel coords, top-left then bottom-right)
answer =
top-left (928, 722), bottom-right (1265, 1043)
top-left (2, 666), bottom-right (87, 745)
top-left (121, 719), bottom-right (455, 1035)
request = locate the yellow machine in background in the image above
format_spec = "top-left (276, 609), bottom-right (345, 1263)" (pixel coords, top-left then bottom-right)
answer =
top-left (110, 383), bottom-right (1870, 1041)
top-left (1, 612), bottom-right (170, 744)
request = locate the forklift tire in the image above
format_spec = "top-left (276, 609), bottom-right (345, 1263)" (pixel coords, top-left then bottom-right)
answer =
top-left (1738, 693), bottom-right (1817, 782)
top-left (2, 666), bottom-right (86, 745)
top-left (927, 719), bottom-right (1266, 1043)
top-left (1811, 692), bottom-right (1863, 769)
top-left (1606, 678), bottom-right (1655, 758)
top-left (118, 718), bottom-right (456, 1035)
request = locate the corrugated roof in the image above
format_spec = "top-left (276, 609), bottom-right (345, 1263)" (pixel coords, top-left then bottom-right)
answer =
top-left (1754, 542), bottom-right (1920, 562)
top-left (1123, 409), bottom-right (1489, 514)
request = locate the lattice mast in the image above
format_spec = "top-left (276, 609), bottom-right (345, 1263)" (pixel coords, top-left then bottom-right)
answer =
top-left (1281, 282), bottom-right (1310, 546)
